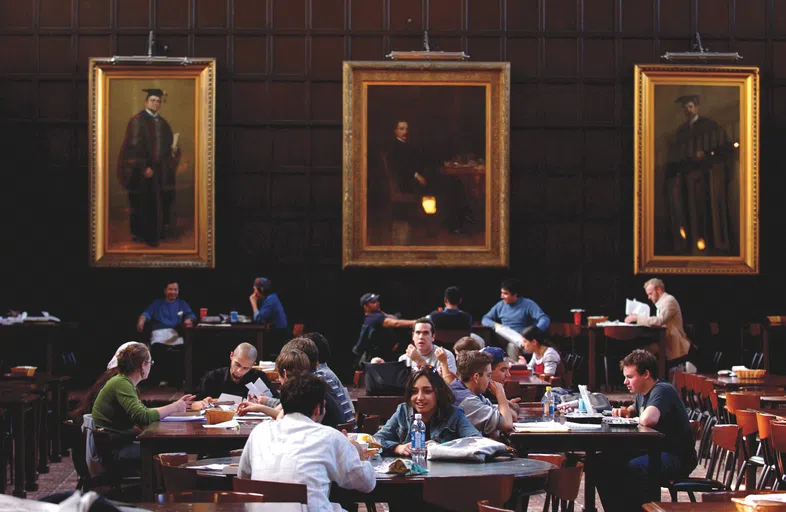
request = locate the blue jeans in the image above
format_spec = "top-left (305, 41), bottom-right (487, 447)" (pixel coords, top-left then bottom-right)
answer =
top-left (592, 451), bottom-right (696, 511)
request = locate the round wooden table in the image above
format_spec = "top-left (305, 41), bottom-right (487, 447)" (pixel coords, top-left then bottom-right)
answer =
top-left (181, 455), bottom-right (554, 508)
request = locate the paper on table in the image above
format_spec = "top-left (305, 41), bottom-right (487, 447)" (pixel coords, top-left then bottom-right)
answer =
top-left (217, 393), bottom-right (243, 405)
top-left (578, 385), bottom-right (596, 415)
top-left (187, 463), bottom-right (228, 471)
top-left (254, 377), bottom-right (272, 397)
top-left (513, 421), bottom-right (570, 432)
top-left (202, 419), bottom-right (239, 429)
top-left (625, 298), bottom-right (650, 317)
top-left (494, 324), bottom-right (524, 346)
top-left (161, 415), bottom-right (206, 422)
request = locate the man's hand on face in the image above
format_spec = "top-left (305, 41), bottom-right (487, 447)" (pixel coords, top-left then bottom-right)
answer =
top-left (488, 381), bottom-right (507, 400)
top-left (249, 293), bottom-right (258, 306)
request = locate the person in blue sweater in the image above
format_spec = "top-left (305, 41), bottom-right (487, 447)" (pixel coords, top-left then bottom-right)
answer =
top-left (481, 278), bottom-right (550, 360)
top-left (249, 277), bottom-right (289, 358)
top-left (137, 281), bottom-right (196, 386)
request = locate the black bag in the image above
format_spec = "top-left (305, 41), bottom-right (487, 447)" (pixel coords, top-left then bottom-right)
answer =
top-left (364, 361), bottom-right (409, 396)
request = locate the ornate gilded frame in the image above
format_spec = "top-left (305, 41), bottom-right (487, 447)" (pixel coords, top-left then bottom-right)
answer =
top-left (88, 58), bottom-right (215, 267)
top-left (634, 64), bottom-right (759, 274)
top-left (342, 61), bottom-right (510, 267)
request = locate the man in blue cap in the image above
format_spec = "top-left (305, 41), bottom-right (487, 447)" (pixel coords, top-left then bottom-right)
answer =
top-left (249, 277), bottom-right (288, 358)
top-left (481, 346), bottom-right (520, 413)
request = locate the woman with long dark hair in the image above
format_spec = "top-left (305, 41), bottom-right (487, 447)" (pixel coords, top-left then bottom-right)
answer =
top-left (521, 326), bottom-right (565, 380)
top-left (374, 367), bottom-right (480, 456)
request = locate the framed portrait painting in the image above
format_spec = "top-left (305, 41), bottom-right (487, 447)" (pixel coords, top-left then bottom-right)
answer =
top-left (89, 58), bottom-right (215, 267)
top-left (342, 61), bottom-right (510, 267)
top-left (633, 65), bottom-right (759, 274)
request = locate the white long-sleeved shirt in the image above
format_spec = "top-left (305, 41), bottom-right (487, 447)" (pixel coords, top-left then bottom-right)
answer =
top-left (238, 413), bottom-right (376, 512)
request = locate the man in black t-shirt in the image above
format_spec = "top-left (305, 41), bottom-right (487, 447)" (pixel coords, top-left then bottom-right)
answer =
top-left (591, 349), bottom-right (697, 510)
top-left (428, 286), bottom-right (473, 330)
top-left (352, 293), bottom-right (417, 362)
top-left (191, 342), bottom-right (276, 410)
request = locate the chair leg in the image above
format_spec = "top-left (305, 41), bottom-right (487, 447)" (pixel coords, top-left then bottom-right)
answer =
top-left (669, 488), bottom-right (678, 502)
top-left (688, 491), bottom-right (697, 503)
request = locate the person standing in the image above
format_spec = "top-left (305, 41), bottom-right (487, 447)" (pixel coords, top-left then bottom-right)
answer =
top-left (116, 88), bottom-right (181, 247)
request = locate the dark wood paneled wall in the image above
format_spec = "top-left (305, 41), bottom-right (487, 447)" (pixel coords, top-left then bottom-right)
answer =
top-left (1, 0), bottom-right (783, 379)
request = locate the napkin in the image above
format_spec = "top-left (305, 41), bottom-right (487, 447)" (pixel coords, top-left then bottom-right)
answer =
top-left (202, 419), bottom-right (239, 429)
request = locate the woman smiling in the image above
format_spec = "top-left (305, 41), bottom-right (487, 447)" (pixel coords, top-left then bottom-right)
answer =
top-left (374, 367), bottom-right (480, 456)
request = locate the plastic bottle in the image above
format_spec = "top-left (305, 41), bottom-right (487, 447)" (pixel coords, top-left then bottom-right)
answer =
top-left (541, 386), bottom-right (554, 419)
top-left (410, 413), bottom-right (427, 466)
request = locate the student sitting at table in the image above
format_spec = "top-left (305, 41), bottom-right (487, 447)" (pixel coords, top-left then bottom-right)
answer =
top-left (449, 350), bottom-right (515, 437)
top-left (237, 349), bottom-right (345, 427)
top-left (190, 342), bottom-right (276, 410)
top-left (589, 349), bottom-right (697, 511)
top-left (244, 337), bottom-right (354, 424)
top-left (91, 343), bottom-right (194, 474)
top-left (479, 346), bottom-right (520, 413)
top-left (238, 372), bottom-right (375, 512)
top-left (519, 326), bottom-right (565, 382)
top-left (303, 331), bottom-right (356, 419)
top-left (374, 367), bottom-right (480, 456)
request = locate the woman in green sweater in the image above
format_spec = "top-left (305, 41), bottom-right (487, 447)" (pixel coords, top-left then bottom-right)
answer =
top-left (92, 342), bottom-right (194, 469)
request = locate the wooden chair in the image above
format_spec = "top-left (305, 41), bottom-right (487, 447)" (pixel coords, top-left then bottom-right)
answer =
top-left (726, 392), bottom-right (762, 423)
top-left (233, 477), bottom-right (308, 503)
top-left (477, 500), bottom-right (513, 512)
top-left (667, 424), bottom-right (742, 502)
top-left (336, 421), bottom-right (356, 432)
top-left (355, 395), bottom-right (403, 424)
top-left (156, 490), bottom-right (265, 503)
top-left (770, 421), bottom-right (786, 489)
top-left (733, 409), bottom-right (764, 491)
top-left (435, 329), bottom-right (471, 349)
top-left (423, 475), bottom-right (514, 512)
top-left (156, 453), bottom-right (196, 492)
top-left (542, 465), bottom-right (583, 512)
top-left (756, 412), bottom-right (779, 489)
top-left (527, 454), bottom-right (567, 468)
top-left (357, 414), bottom-right (380, 434)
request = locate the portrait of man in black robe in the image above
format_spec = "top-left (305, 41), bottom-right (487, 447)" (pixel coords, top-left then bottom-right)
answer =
top-left (662, 93), bottom-right (737, 256)
top-left (116, 88), bottom-right (181, 247)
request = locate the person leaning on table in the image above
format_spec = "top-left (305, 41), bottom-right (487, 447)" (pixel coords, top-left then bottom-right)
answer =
top-left (588, 349), bottom-right (697, 511)
top-left (91, 342), bottom-right (194, 474)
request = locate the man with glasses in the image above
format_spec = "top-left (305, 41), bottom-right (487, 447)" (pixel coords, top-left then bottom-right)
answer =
top-left (191, 342), bottom-right (276, 410)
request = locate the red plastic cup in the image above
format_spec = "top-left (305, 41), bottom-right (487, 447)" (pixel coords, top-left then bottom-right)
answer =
top-left (200, 308), bottom-right (208, 320)
top-left (573, 311), bottom-right (581, 325)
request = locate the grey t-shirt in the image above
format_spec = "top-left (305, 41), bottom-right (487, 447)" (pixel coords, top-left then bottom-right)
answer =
top-left (635, 381), bottom-right (696, 462)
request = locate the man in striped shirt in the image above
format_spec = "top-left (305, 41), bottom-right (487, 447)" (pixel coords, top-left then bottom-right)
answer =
top-left (304, 332), bottom-right (355, 420)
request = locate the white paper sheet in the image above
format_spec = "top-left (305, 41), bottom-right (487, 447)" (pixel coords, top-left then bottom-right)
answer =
top-left (578, 385), bottom-right (596, 415)
top-left (217, 393), bottom-right (243, 405)
top-left (202, 419), bottom-right (239, 429)
top-left (625, 298), bottom-right (650, 317)
top-left (245, 381), bottom-right (260, 398)
top-left (494, 324), bottom-right (524, 346)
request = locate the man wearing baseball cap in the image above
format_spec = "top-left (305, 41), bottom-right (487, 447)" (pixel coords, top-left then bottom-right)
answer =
top-left (352, 293), bottom-right (417, 362)
top-left (480, 346), bottom-right (521, 413)
top-left (249, 277), bottom-right (288, 357)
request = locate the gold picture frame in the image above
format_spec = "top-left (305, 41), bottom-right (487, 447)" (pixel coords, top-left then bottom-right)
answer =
top-left (634, 64), bottom-right (759, 274)
top-left (89, 58), bottom-right (215, 268)
top-left (342, 61), bottom-right (510, 268)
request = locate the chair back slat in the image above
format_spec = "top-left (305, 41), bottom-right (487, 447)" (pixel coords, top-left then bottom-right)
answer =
top-left (726, 393), bottom-right (761, 416)
top-left (232, 477), bottom-right (308, 504)
top-left (544, 465), bottom-right (583, 507)
top-left (735, 409), bottom-right (760, 437)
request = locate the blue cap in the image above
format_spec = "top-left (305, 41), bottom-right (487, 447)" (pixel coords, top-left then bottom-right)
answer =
top-left (481, 346), bottom-right (506, 365)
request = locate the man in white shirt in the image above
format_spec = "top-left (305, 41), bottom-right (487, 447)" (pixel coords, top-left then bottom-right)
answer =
top-left (398, 318), bottom-right (457, 384)
top-left (625, 278), bottom-right (692, 370)
top-left (238, 372), bottom-right (375, 512)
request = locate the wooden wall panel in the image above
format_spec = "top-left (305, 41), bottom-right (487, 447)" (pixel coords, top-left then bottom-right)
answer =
top-left (117, 0), bottom-right (150, 28)
top-left (3, 0), bottom-right (785, 383)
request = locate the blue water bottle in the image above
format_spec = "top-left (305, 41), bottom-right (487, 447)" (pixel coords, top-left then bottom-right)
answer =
top-left (230, 311), bottom-right (238, 323)
top-left (411, 413), bottom-right (427, 466)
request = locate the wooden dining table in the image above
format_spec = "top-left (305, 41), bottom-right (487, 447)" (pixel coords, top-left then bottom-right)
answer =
top-left (508, 414), bottom-right (666, 512)
top-left (642, 503), bottom-right (737, 511)
top-left (701, 373), bottom-right (786, 390)
top-left (180, 454), bottom-right (554, 509)
top-left (137, 417), bottom-right (266, 500)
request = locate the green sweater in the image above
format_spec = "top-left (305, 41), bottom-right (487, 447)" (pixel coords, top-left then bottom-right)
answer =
top-left (91, 374), bottom-right (160, 435)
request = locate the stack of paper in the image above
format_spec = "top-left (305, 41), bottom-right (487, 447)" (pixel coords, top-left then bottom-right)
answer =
top-left (494, 325), bottom-right (524, 346)
top-left (512, 421), bottom-right (570, 432)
